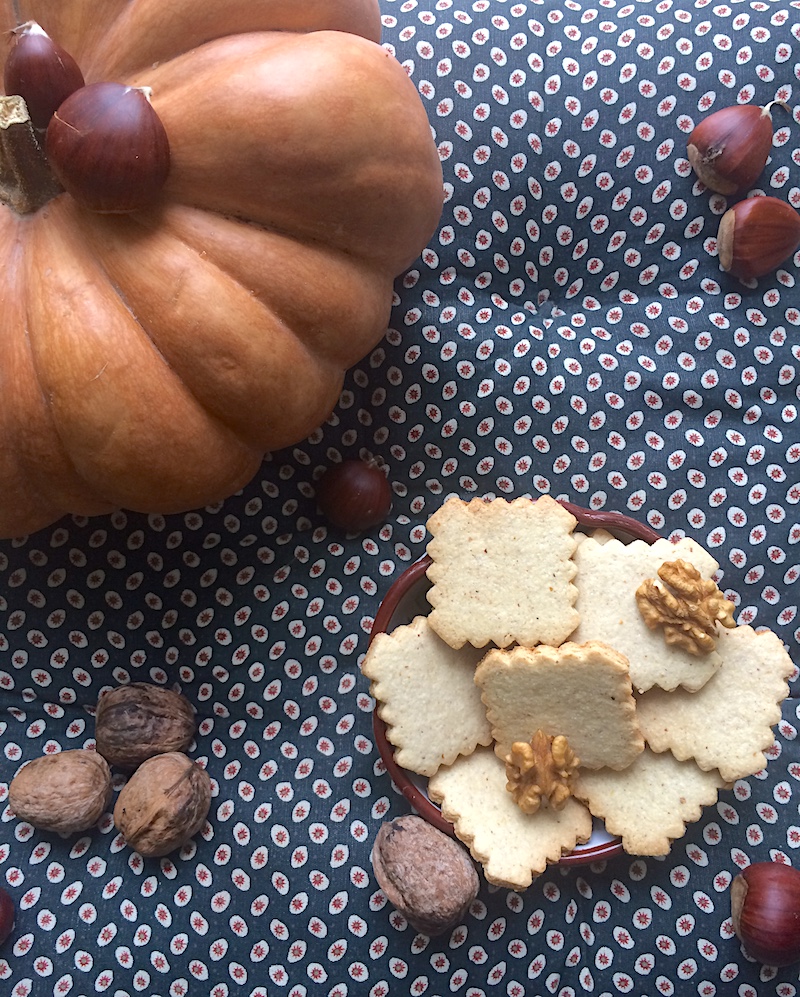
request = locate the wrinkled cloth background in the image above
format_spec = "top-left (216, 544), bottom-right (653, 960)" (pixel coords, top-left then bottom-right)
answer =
top-left (2, 2), bottom-right (800, 996)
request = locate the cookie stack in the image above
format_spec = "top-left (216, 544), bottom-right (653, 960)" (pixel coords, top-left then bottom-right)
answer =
top-left (363, 496), bottom-right (793, 890)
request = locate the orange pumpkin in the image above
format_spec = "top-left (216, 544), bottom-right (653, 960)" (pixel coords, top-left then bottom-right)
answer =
top-left (0, 0), bottom-right (443, 537)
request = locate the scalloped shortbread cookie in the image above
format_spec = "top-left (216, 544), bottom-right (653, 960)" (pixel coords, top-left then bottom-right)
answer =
top-left (362, 616), bottom-right (491, 778)
top-left (428, 746), bottom-right (592, 890)
top-left (573, 748), bottom-right (726, 856)
top-left (571, 536), bottom-right (723, 694)
top-left (636, 625), bottom-right (793, 782)
top-left (474, 640), bottom-right (644, 770)
top-left (425, 495), bottom-right (579, 649)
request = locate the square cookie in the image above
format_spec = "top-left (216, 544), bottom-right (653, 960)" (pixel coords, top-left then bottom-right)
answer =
top-left (362, 615), bottom-right (492, 778)
top-left (635, 625), bottom-right (794, 782)
top-left (474, 640), bottom-right (644, 770)
top-left (428, 746), bottom-right (593, 890)
top-left (571, 536), bottom-right (724, 693)
top-left (425, 495), bottom-right (579, 649)
top-left (573, 747), bottom-right (726, 856)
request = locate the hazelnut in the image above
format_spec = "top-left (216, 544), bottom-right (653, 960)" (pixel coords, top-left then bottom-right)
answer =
top-left (9, 749), bottom-right (111, 834)
top-left (114, 752), bottom-right (211, 858)
top-left (372, 815), bottom-right (479, 936)
top-left (95, 682), bottom-right (196, 769)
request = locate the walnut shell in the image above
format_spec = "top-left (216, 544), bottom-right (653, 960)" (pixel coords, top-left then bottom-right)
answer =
top-left (9, 749), bottom-right (111, 835)
top-left (95, 682), bottom-right (196, 769)
top-left (113, 752), bottom-right (211, 858)
top-left (372, 815), bottom-right (479, 936)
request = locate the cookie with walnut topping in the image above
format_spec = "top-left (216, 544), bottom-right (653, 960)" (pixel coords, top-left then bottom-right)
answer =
top-left (425, 494), bottom-right (579, 649)
top-left (475, 639), bottom-right (644, 770)
top-left (428, 746), bottom-right (593, 891)
top-left (570, 535), bottom-right (725, 694)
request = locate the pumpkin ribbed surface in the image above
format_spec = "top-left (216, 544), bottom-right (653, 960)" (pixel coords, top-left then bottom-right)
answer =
top-left (0, 0), bottom-right (443, 537)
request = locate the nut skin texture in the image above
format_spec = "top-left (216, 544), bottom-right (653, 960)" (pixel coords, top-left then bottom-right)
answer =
top-left (717, 196), bottom-right (800, 280)
top-left (46, 82), bottom-right (170, 213)
top-left (0, 886), bottom-right (16, 946)
top-left (686, 103), bottom-right (786, 196)
top-left (9, 749), bottom-right (111, 834)
top-left (3, 21), bottom-right (85, 130)
top-left (316, 459), bottom-right (392, 533)
top-left (95, 683), bottom-right (196, 769)
top-left (114, 752), bottom-right (211, 858)
top-left (372, 815), bottom-right (479, 936)
top-left (731, 863), bottom-right (800, 967)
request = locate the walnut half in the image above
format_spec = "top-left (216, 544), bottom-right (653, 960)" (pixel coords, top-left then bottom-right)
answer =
top-left (636, 558), bottom-right (736, 656)
top-left (504, 729), bottom-right (580, 814)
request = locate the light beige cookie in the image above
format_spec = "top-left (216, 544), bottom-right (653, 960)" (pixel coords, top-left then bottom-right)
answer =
top-left (474, 640), bottom-right (644, 770)
top-left (425, 495), bottom-right (579, 649)
top-left (362, 616), bottom-right (492, 778)
top-left (428, 746), bottom-right (593, 890)
top-left (587, 527), bottom-right (616, 545)
top-left (573, 747), bottom-right (726, 856)
top-left (571, 536), bottom-right (723, 693)
top-left (636, 625), bottom-right (794, 782)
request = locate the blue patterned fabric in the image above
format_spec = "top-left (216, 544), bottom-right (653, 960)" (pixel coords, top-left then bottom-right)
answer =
top-left (1, 2), bottom-right (800, 995)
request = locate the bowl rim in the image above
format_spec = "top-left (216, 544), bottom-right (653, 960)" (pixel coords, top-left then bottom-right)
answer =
top-left (368, 498), bottom-right (662, 866)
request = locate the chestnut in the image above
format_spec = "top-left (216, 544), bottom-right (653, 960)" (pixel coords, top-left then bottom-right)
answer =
top-left (4, 21), bottom-right (84, 130)
top-left (316, 458), bottom-right (392, 532)
top-left (731, 862), bottom-right (800, 967)
top-left (687, 100), bottom-right (789, 196)
top-left (45, 81), bottom-right (170, 213)
top-left (717, 196), bottom-right (800, 281)
top-left (0, 886), bottom-right (14, 946)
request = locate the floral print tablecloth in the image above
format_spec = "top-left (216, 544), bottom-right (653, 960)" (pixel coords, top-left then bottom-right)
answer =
top-left (2, 1), bottom-right (800, 995)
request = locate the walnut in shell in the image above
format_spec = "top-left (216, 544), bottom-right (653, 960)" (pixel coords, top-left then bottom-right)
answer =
top-left (9, 749), bottom-right (111, 835)
top-left (372, 815), bottom-right (479, 936)
top-left (95, 682), bottom-right (196, 769)
top-left (113, 752), bottom-right (211, 858)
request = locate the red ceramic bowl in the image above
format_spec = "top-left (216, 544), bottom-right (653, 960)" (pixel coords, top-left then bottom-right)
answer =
top-left (369, 499), bottom-right (661, 866)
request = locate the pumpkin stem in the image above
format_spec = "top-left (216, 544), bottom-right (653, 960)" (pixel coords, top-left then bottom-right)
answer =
top-left (0, 93), bottom-right (63, 214)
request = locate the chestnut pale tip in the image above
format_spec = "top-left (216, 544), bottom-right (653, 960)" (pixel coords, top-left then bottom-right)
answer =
top-left (11, 20), bottom-right (48, 36)
top-left (717, 209), bottom-right (736, 272)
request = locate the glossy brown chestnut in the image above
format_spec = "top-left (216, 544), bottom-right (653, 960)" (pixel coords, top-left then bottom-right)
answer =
top-left (731, 862), bottom-right (800, 967)
top-left (687, 100), bottom-right (789, 196)
top-left (0, 886), bottom-right (14, 946)
top-left (46, 81), bottom-right (170, 213)
top-left (717, 196), bottom-right (800, 280)
top-left (316, 458), bottom-right (392, 532)
top-left (4, 21), bottom-right (84, 130)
